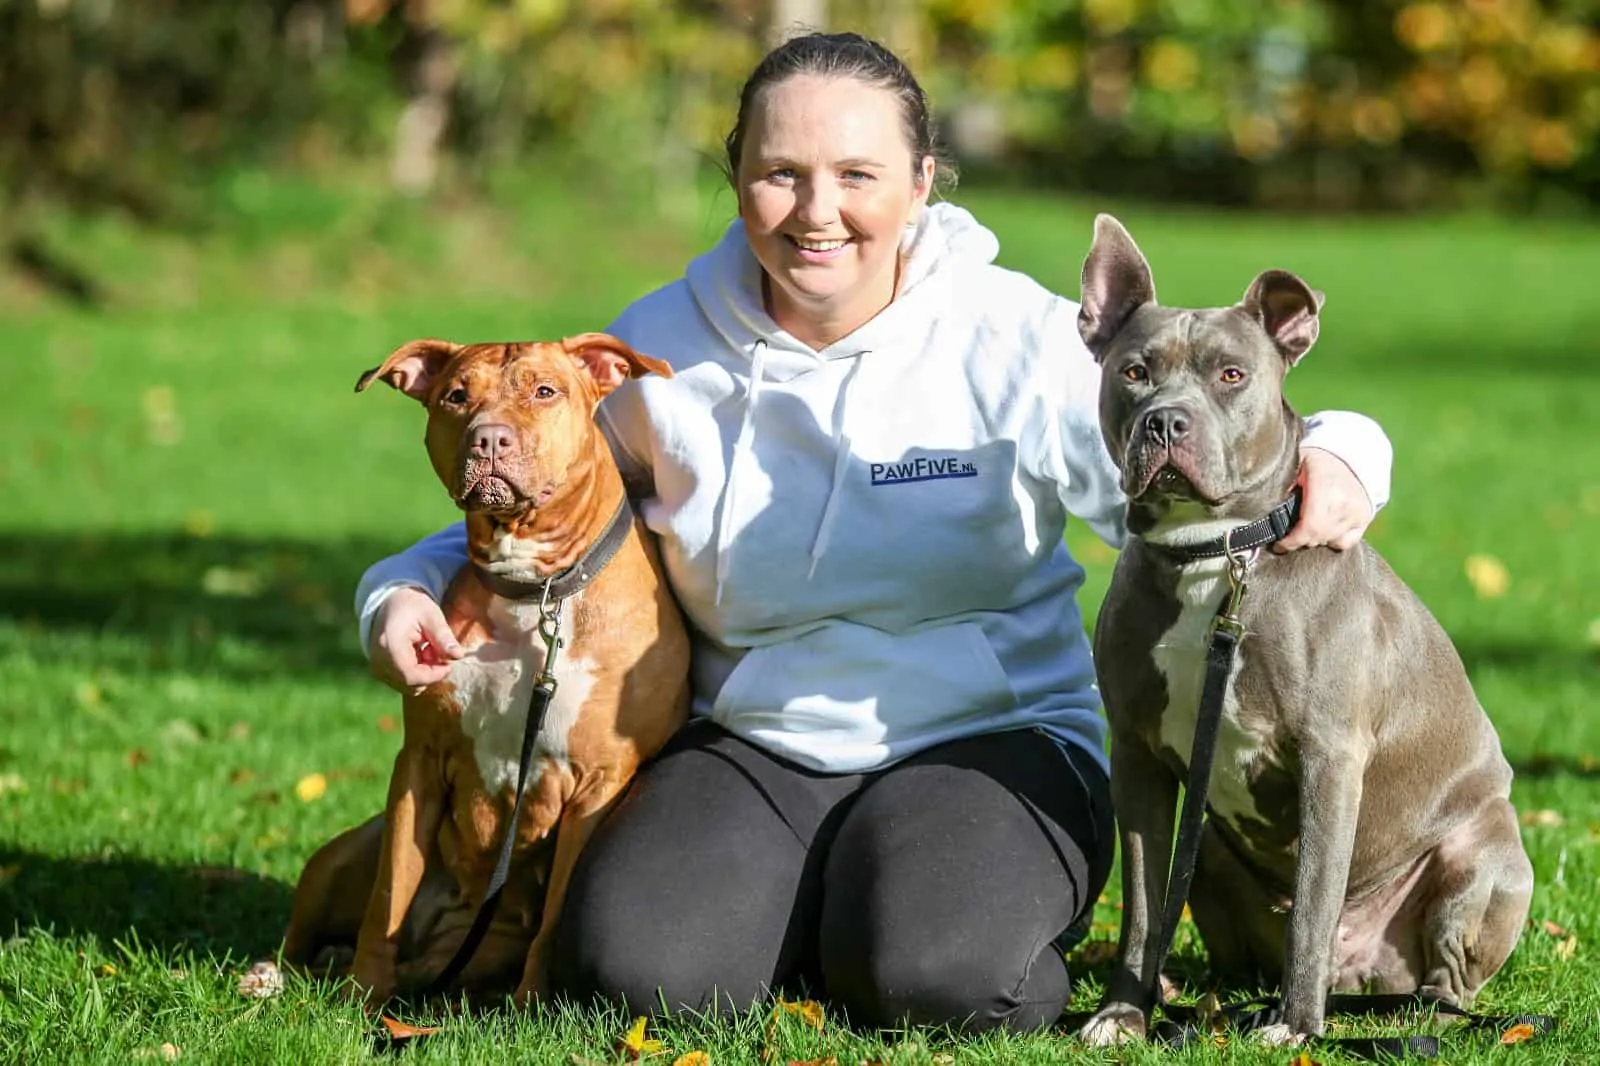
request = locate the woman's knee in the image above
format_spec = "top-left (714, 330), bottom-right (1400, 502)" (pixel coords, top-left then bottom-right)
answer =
top-left (820, 929), bottom-right (1070, 1032)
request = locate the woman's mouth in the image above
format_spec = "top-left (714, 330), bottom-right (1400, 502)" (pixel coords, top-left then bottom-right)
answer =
top-left (785, 235), bottom-right (851, 262)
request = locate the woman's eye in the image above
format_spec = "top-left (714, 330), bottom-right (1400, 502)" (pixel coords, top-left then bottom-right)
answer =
top-left (534, 385), bottom-right (557, 400)
top-left (444, 387), bottom-right (469, 405)
top-left (1123, 364), bottom-right (1148, 383)
top-left (766, 167), bottom-right (795, 183)
top-left (841, 169), bottom-right (873, 183)
top-left (1220, 367), bottom-right (1246, 384)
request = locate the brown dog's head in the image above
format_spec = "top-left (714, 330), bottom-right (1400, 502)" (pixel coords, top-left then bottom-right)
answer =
top-left (355, 333), bottom-right (671, 517)
top-left (1077, 213), bottom-right (1323, 533)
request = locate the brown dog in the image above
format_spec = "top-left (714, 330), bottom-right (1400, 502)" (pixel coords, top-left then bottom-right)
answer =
top-left (283, 334), bottom-right (690, 1005)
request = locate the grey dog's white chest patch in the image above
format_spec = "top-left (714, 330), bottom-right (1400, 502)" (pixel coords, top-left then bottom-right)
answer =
top-left (1151, 555), bottom-right (1279, 830)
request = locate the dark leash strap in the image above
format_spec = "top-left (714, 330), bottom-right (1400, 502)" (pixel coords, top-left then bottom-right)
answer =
top-left (425, 580), bottom-right (562, 995)
top-left (424, 497), bottom-right (636, 995)
top-left (1137, 517), bottom-right (1556, 1057)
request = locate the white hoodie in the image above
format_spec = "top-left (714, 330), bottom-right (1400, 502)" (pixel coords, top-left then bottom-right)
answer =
top-left (357, 203), bottom-right (1392, 774)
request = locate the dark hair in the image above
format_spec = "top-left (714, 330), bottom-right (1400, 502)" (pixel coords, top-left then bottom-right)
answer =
top-left (723, 32), bottom-right (957, 192)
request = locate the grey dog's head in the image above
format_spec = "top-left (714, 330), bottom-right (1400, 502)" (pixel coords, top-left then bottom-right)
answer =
top-left (1077, 214), bottom-right (1323, 537)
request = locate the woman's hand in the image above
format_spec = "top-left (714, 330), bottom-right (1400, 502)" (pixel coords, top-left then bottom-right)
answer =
top-left (369, 587), bottom-right (464, 694)
top-left (1274, 447), bottom-right (1375, 553)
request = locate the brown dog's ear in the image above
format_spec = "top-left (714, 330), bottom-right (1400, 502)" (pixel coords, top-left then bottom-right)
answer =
top-left (563, 332), bottom-right (674, 396)
top-left (354, 339), bottom-right (461, 400)
top-left (1239, 270), bottom-right (1324, 366)
top-left (1078, 214), bottom-right (1157, 361)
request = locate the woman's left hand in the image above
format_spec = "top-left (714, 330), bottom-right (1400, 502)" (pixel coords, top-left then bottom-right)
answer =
top-left (1274, 447), bottom-right (1375, 553)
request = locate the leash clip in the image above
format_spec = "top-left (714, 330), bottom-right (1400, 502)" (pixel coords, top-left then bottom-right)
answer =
top-left (535, 578), bottom-right (564, 691)
top-left (1214, 533), bottom-right (1258, 638)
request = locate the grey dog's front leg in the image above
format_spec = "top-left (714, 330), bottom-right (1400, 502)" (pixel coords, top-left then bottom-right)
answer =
top-left (1280, 743), bottom-right (1367, 1037)
top-left (1081, 738), bottom-right (1179, 1045)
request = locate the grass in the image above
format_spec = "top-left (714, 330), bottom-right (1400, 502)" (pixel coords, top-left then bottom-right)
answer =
top-left (2, 166), bottom-right (1599, 1063)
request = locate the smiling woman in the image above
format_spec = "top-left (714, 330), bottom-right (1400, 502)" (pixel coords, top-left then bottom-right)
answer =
top-left (348, 31), bottom-right (1396, 1034)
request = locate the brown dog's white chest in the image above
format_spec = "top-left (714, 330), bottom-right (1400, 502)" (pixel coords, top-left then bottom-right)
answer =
top-left (442, 595), bottom-right (596, 796)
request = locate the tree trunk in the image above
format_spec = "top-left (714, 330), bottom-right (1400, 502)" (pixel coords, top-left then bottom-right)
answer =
top-left (768, 0), bottom-right (825, 48)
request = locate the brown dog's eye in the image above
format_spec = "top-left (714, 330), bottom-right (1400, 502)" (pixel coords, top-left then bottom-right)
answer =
top-left (1123, 364), bottom-right (1148, 383)
top-left (444, 387), bottom-right (469, 405)
top-left (534, 385), bottom-right (557, 400)
top-left (1220, 367), bottom-right (1246, 384)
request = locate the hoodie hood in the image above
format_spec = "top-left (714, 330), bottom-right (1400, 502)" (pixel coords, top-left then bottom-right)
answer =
top-left (684, 201), bottom-right (1003, 379)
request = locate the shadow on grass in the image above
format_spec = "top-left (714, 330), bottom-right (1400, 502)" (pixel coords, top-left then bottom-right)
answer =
top-left (0, 531), bottom-right (419, 682)
top-left (0, 848), bottom-right (291, 961)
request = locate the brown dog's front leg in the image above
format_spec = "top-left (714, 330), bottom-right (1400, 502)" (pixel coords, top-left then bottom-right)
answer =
top-left (1278, 743), bottom-right (1366, 1040)
top-left (350, 745), bottom-right (444, 1003)
top-left (1081, 738), bottom-right (1179, 1046)
top-left (512, 783), bottom-right (625, 1007)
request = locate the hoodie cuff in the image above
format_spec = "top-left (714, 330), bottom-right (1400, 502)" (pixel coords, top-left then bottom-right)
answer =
top-left (1302, 410), bottom-right (1393, 516)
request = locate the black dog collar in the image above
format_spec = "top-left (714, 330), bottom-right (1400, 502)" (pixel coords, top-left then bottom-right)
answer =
top-left (1152, 488), bottom-right (1302, 562)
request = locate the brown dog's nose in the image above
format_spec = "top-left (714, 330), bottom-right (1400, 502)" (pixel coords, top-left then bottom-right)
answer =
top-left (1142, 407), bottom-right (1191, 447)
top-left (471, 423), bottom-right (516, 460)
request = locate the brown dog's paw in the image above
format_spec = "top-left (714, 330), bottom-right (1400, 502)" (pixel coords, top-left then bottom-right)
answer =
top-left (1079, 1003), bottom-right (1147, 1046)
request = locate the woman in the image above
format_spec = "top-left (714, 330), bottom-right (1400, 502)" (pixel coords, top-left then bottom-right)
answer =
top-left (355, 32), bottom-right (1392, 1031)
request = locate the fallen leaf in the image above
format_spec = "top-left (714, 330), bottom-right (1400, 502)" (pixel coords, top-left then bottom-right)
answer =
top-left (74, 680), bottom-right (103, 708)
top-left (1289, 1052), bottom-right (1324, 1065)
top-left (228, 767), bottom-right (255, 786)
top-left (672, 1053), bottom-right (710, 1066)
top-left (96, 963), bottom-right (117, 977)
top-left (1543, 920), bottom-right (1569, 937)
top-left (380, 1015), bottom-right (442, 1042)
top-left (132, 1044), bottom-right (181, 1061)
top-left (377, 714), bottom-right (399, 733)
top-left (618, 1016), bottom-right (664, 1058)
top-left (1464, 554), bottom-right (1510, 599)
top-left (125, 749), bottom-right (150, 769)
top-left (162, 719), bottom-right (203, 746)
top-left (237, 959), bottom-right (283, 999)
top-left (778, 998), bottom-right (825, 1030)
top-left (785, 1059), bottom-right (835, 1066)
top-left (1521, 809), bottom-right (1565, 828)
top-left (295, 772), bottom-right (327, 803)
top-left (931, 1055), bottom-right (955, 1066)
top-left (1555, 936), bottom-right (1578, 960)
top-left (1501, 1022), bottom-right (1538, 1045)
top-left (0, 772), bottom-right (26, 797)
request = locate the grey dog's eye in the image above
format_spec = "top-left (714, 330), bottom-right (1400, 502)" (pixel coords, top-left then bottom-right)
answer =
top-left (1123, 364), bottom-right (1148, 383)
top-left (1220, 367), bottom-right (1246, 384)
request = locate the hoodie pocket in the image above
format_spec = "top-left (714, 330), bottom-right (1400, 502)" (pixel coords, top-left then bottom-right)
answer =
top-left (709, 620), bottom-right (1019, 757)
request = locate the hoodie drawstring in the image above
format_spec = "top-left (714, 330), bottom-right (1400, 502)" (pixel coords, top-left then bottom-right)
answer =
top-left (808, 352), bottom-right (869, 580)
top-left (714, 339), bottom-right (767, 605)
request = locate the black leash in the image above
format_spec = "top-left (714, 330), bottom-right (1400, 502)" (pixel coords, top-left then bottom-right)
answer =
top-left (1138, 510), bottom-right (1556, 1058)
top-left (423, 498), bottom-right (635, 995)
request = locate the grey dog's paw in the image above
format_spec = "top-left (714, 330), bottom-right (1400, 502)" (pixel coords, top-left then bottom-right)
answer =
top-left (1250, 1022), bottom-right (1307, 1047)
top-left (1079, 1003), bottom-right (1146, 1046)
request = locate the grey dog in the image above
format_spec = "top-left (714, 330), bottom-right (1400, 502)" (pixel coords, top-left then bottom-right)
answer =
top-left (1074, 215), bottom-right (1533, 1045)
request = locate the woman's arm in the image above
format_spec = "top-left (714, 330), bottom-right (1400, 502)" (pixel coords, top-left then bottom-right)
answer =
top-left (353, 523), bottom-right (469, 692)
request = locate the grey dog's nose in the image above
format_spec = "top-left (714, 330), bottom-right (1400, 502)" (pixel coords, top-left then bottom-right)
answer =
top-left (1142, 407), bottom-right (1191, 446)
top-left (471, 422), bottom-right (516, 460)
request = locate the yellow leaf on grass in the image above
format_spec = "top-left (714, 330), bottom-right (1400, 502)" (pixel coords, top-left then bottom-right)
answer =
top-left (1555, 935), bottom-right (1578, 960)
top-left (380, 1015), bottom-right (441, 1040)
top-left (672, 1053), bottom-right (710, 1066)
top-left (1464, 554), bottom-right (1510, 599)
top-left (1289, 1052), bottom-right (1324, 1065)
top-left (618, 1016), bottom-right (664, 1057)
top-left (294, 773), bottom-right (327, 802)
top-left (777, 998), bottom-right (825, 1030)
top-left (1521, 809), bottom-right (1564, 828)
top-left (1501, 1022), bottom-right (1538, 1045)
top-left (1543, 919), bottom-right (1569, 937)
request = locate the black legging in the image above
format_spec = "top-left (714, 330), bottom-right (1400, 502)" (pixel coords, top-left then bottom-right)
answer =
top-left (546, 717), bottom-right (1112, 1032)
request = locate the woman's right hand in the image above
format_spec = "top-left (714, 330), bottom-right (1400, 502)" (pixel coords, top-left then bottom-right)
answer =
top-left (368, 587), bottom-right (464, 694)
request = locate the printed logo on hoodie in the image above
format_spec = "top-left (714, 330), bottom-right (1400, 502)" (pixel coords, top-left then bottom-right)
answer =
top-left (869, 455), bottom-right (978, 486)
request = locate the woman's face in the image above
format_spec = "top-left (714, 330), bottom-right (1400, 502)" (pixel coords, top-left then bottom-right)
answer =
top-left (737, 74), bottom-right (935, 347)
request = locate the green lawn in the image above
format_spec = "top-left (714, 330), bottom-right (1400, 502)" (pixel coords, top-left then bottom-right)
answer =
top-left (2, 171), bottom-right (1598, 1063)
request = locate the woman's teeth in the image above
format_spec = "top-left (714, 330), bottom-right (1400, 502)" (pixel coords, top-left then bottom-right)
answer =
top-left (791, 237), bottom-right (848, 252)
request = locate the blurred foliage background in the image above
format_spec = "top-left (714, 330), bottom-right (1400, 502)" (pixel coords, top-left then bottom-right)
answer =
top-left (3, 0), bottom-right (1595, 284)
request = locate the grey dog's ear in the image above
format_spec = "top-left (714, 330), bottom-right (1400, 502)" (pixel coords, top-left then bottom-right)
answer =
top-left (1239, 270), bottom-right (1325, 366)
top-left (1078, 214), bottom-right (1157, 361)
